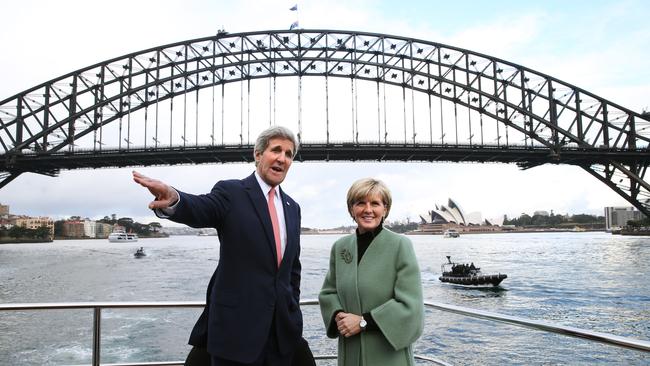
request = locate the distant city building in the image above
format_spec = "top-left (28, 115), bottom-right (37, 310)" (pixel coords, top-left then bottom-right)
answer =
top-left (162, 226), bottom-right (202, 235)
top-left (95, 222), bottom-right (113, 239)
top-left (417, 198), bottom-right (503, 234)
top-left (83, 220), bottom-right (97, 238)
top-left (533, 210), bottom-right (550, 217)
top-left (465, 212), bottom-right (483, 225)
top-left (62, 221), bottom-right (85, 238)
top-left (419, 198), bottom-right (470, 225)
top-left (485, 215), bottom-right (505, 226)
top-left (604, 207), bottom-right (644, 230)
top-left (419, 198), bottom-right (489, 226)
top-left (0, 203), bottom-right (9, 215)
top-left (14, 216), bottom-right (55, 239)
top-left (0, 217), bottom-right (13, 229)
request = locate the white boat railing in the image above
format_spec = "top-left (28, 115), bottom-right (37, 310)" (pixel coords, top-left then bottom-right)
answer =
top-left (1, 299), bottom-right (648, 366)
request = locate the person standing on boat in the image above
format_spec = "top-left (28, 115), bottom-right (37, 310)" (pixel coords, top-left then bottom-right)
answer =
top-left (319, 178), bottom-right (424, 366)
top-left (132, 126), bottom-right (305, 366)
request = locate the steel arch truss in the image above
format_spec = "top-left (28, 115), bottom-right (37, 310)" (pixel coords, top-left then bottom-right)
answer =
top-left (1, 29), bottom-right (649, 214)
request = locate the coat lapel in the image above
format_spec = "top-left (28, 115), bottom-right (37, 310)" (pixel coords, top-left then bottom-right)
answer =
top-left (339, 236), bottom-right (361, 315)
top-left (243, 173), bottom-right (278, 266)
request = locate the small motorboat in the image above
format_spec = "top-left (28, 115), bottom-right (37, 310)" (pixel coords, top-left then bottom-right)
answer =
top-left (443, 229), bottom-right (460, 238)
top-left (439, 256), bottom-right (506, 286)
top-left (134, 247), bottom-right (146, 258)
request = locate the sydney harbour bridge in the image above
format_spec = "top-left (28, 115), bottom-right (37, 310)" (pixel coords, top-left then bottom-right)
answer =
top-left (1, 29), bottom-right (649, 215)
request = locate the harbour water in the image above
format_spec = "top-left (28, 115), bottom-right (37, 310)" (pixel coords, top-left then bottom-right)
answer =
top-left (0, 232), bottom-right (648, 365)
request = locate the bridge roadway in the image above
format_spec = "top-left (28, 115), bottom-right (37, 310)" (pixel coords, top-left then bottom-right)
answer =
top-left (5, 143), bottom-right (648, 175)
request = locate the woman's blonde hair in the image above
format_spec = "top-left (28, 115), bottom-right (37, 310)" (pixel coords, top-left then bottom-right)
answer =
top-left (346, 178), bottom-right (392, 219)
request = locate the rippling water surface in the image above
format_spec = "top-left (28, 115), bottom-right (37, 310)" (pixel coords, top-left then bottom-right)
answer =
top-left (0, 232), bottom-right (648, 365)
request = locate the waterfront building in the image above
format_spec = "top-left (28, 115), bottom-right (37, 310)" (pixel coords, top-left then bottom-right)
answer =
top-left (465, 211), bottom-right (483, 225)
top-left (0, 218), bottom-right (13, 229)
top-left (604, 206), bottom-right (644, 231)
top-left (419, 198), bottom-right (494, 226)
top-left (95, 222), bottom-right (113, 239)
top-left (162, 226), bottom-right (201, 235)
top-left (485, 215), bottom-right (505, 226)
top-left (83, 220), bottom-right (97, 238)
top-left (414, 222), bottom-right (503, 234)
top-left (62, 221), bottom-right (85, 238)
top-left (417, 198), bottom-right (501, 234)
top-left (419, 198), bottom-right (470, 225)
top-left (14, 216), bottom-right (54, 239)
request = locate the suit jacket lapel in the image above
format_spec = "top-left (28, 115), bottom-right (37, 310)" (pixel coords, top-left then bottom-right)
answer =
top-left (243, 173), bottom-right (278, 265)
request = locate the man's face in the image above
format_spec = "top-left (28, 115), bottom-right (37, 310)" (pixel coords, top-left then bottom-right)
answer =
top-left (255, 137), bottom-right (295, 187)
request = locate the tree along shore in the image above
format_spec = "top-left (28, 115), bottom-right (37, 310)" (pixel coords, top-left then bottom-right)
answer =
top-left (0, 226), bottom-right (52, 243)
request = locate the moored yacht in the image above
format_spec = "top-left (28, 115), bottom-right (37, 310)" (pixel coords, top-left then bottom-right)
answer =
top-left (108, 229), bottom-right (138, 242)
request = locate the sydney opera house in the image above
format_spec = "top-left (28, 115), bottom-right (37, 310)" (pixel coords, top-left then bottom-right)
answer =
top-left (416, 198), bottom-right (503, 234)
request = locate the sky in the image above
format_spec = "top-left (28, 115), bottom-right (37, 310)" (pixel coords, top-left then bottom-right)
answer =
top-left (1, 0), bottom-right (649, 228)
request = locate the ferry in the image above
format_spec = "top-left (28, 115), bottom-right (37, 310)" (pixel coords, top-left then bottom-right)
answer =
top-left (443, 228), bottom-right (460, 238)
top-left (108, 230), bottom-right (138, 242)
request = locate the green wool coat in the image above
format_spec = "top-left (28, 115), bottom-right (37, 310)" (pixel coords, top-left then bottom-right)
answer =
top-left (319, 229), bottom-right (424, 366)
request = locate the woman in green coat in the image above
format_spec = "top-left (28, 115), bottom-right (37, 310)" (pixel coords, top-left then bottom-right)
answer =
top-left (319, 178), bottom-right (424, 366)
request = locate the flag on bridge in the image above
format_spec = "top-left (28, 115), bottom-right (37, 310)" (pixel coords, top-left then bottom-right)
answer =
top-left (289, 3), bottom-right (300, 30)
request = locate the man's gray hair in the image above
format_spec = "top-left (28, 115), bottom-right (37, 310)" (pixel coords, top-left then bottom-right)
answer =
top-left (254, 125), bottom-right (299, 158)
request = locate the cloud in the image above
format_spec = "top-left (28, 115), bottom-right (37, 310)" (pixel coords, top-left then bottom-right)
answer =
top-left (448, 13), bottom-right (545, 59)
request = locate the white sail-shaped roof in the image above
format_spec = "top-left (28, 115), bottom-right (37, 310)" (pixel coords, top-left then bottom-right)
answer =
top-left (424, 198), bottom-right (473, 225)
top-left (432, 207), bottom-right (459, 224)
top-left (447, 199), bottom-right (467, 225)
top-left (419, 212), bottom-right (432, 223)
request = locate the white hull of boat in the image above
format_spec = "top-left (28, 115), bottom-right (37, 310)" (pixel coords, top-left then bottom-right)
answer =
top-left (108, 233), bottom-right (138, 242)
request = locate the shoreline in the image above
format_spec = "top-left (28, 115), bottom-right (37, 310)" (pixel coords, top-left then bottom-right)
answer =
top-left (0, 238), bottom-right (53, 244)
top-left (1, 234), bottom-right (169, 244)
top-left (406, 229), bottom-right (605, 235)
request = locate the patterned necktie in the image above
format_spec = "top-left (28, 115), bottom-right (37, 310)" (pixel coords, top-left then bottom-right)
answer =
top-left (268, 187), bottom-right (282, 267)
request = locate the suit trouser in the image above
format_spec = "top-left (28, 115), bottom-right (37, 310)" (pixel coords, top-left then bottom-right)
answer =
top-left (184, 337), bottom-right (315, 366)
top-left (185, 315), bottom-right (313, 366)
top-left (210, 316), bottom-right (290, 366)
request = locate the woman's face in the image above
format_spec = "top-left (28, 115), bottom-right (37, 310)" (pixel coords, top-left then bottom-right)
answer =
top-left (352, 193), bottom-right (387, 234)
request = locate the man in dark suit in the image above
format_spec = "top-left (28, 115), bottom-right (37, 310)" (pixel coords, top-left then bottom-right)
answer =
top-left (133, 126), bottom-right (303, 366)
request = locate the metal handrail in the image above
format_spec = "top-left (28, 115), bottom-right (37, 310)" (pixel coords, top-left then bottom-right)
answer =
top-left (1, 299), bottom-right (648, 366)
top-left (424, 301), bottom-right (650, 353)
top-left (1, 301), bottom-right (204, 366)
